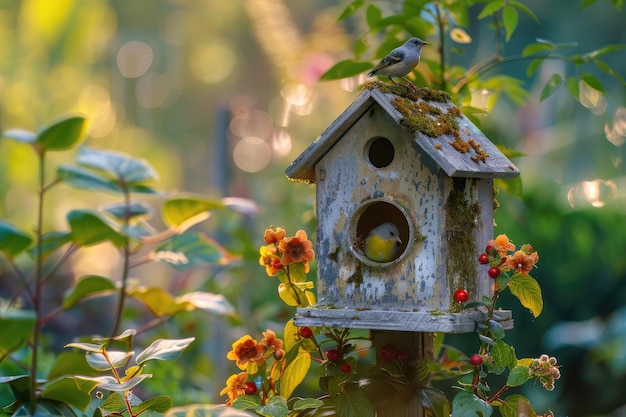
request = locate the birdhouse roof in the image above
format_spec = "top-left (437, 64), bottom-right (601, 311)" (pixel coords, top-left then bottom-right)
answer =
top-left (285, 84), bottom-right (520, 183)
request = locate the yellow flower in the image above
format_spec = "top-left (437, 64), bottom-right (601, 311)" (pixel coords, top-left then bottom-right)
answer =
top-left (259, 244), bottom-right (283, 276)
top-left (226, 335), bottom-right (266, 370)
top-left (487, 234), bottom-right (516, 257)
top-left (278, 230), bottom-right (315, 266)
top-left (505, 250), bottom-right (539, 277)
top-left (219, 372), bottom-right (248, 405)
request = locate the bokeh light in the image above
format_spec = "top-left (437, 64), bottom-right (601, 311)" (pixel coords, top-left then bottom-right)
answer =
top-left (188, 39), bottom-right (236, 84)
top-left (567, 178), bottom-right (618, 209)
top-left (579, 80), bottom-right (607, 115)
top-left (232, 136), bottom-right (272, 173)
top-left (117, 40), bottom-right (154, 78)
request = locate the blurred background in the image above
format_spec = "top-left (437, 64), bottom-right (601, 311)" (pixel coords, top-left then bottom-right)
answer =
top-left (0, 0), bottom-right (625, 415)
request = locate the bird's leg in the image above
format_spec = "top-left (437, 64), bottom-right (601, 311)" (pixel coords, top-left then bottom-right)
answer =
top-left (400, 76), bottom-right (417, 90)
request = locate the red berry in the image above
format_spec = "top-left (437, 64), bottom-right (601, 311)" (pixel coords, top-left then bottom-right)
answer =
top-left (380, 344), bottom-right (398, 362)
top-left (396, 352), bottom-right (409, 362)
top-left (454, 289), bottom-right (469, 302)
top-left (488, 267), bottom-right (500, 279)
top-left (299, 326), bottom-right (313, 339)
top-left (340, 363), bottom-right (352, 373)
top-left (478, 253), bottom-right (489, 264)
top-left (469, 354), bottom-right (483, 366)
top-left (485, 245), bottom-right (495, 254)
top-left (326, 349), bottom-right (341, 362)
top-left (273, 349), bottom-right (285, 361)
top-left (244, 381), bottom-right (257, 395)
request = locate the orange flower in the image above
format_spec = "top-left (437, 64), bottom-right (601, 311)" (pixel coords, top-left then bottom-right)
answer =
top-left (263, 226), bottom-right (286, 244)
top-left (259, 329), bottom-right (283, 351)
top-left (226, 335), bottom-right (266, 370)
top-left (259, 244), bottom-right (283, 276)
top-left (278, 230), bottom-right (315, 266)
top-left (220, 372), bottom-right (248, 405)
top-left (505, 250), bottom-right (539, 277)
top-left (487, 234), bottom-right (516, 257)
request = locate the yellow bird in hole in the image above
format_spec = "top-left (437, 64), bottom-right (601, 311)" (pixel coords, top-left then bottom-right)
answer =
top-left (364, 222), bottom-right (402, 263)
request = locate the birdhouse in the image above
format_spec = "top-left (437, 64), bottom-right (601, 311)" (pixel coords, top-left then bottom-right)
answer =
top-left (285, 83), bottom-right (519, 333)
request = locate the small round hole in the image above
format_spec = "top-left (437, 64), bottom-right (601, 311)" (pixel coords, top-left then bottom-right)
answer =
top-left (367, 137), bottom-right (394, 168)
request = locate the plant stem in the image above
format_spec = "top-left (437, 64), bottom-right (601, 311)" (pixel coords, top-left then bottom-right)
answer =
top-left (29, 148), bottom-right (46, 413)
top-left (488, 384), bottom-right (510, 404)
top-left (110, 188), bottom-right (131, 338)
top-left (435, 1), bottom-right (448, 93)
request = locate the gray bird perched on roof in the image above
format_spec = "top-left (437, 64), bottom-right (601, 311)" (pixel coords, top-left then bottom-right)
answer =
top-left (367, 38), bottom-right (429, 89)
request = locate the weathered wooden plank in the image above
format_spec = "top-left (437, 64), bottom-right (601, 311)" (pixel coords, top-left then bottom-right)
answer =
top-left (294, 307), bottom-right (513, 333)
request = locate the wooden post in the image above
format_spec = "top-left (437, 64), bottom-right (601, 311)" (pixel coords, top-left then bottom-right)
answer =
top-left (372, 330), bottom-right (434, 417)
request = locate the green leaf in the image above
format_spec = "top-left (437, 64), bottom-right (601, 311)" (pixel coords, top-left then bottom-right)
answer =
top-left (57, 165), bottom-right (123, 194)
top-left (595, 60), bottom-right (626, 84)
top-left (128, 287), bottom-right (187, 317)
top-left (102, 201), bottom-right (153, 221)
top-left (0, 220), bottom-right (32, 258)
top-left (526, 58), bottom-right (542, 77)
top-left (335, 385), bottom-right (374, 417)
top-left (292, 398), bottom-right (324, 411)
top-left (506, 365), bottom-right (531, 387)
top-left (491, 340), bottom-right (517, 372)
top-left (501, 5), bottom-right (518, 42)
top-left (581, 44), bottom-right (626, 61)
top-left (48, 351), bottom-right (99, 379)
top-left (477, 0), bottom-right (505, 19)
top-left (365, 4), bottom-right (382, 30)
top-left (65, 342), bottom-right (105, 353)
top-left (162, 194), bottom-right (225, 229)
top-left (101, 392), bottom-right (126, 412)
top-left (232, 394), bottom-right (262, 410)
top-left (417, 386), bottom-right (451, 417)
top-left (612, 0), bottom-right (623, 10)
top-left (279, 348), bottom-right (311, 399)
top-left (540, 73), bottom-right (563, 101)
top-left (0, 310), bottom-right (36, 353)
top-left (580, 73), bottom-right (605, 93)
top-left (354, 37), bottom-right (368, 59)
top-left (132, 395), bottom-right (173, 414)
top-left (495, 175), bottom-right (523, 199)
top-left (256, 396), bottom-right (289, 417)
top-left (154, 232), bottom-right (235, 269)
top-left (579, 0), bottom-right (598, 8)
top-left (28, 231), bottom-right (72, 259)
top-left (94, 374), bottom-right (152, 392)
top-left (36, 116), bottom-right (87, 152)
top-left (168, 403), bottom-right (258, 417)
top-left (566, 76), bottom-right (580, 100)
top-left (86, 351), bottom-right (134, 371)
top-left (338, 0), bottom-right (365, 21)
top-left (499, 394), bottom-right (536, 417)
top-left (40, 376), bottom-right (97, 410)
top-left (451, 391), bottom-right (492, 417)
top-left (67, 209), bottom-right (126, 247)
top-left (176, 291), bottom-right (236, 316)
top-left (488, 319), bottom-right (506, 339)
top-left (63, 275), bottom-right (117, 309)
top-left (509, 1), bottom-right (539, 23)
top-left (2, 128), bottom-right (36, 144)
top-left (509, 275), bottom-right (543, 317)
top-left (522, 42), bottom-right (553, 57)
top-left (77, 147), bottom-right (159, 188)
top-left (320, 59), bottom-right (373, 81)
top-left (135, 337), bottom-right (195, 365)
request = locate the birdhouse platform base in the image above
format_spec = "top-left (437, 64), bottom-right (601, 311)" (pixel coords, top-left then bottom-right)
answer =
top-left (294, 307), bottom-right (513, 333)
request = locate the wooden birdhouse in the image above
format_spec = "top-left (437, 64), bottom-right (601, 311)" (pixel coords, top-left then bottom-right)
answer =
top-left (285, 83), bottom-right (520, 333)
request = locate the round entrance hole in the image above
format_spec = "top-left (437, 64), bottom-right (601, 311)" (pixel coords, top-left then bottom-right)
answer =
top-left (350, 199), bottom-right (413, 267)
top-left (367, 137), bottom-right (394, 168)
